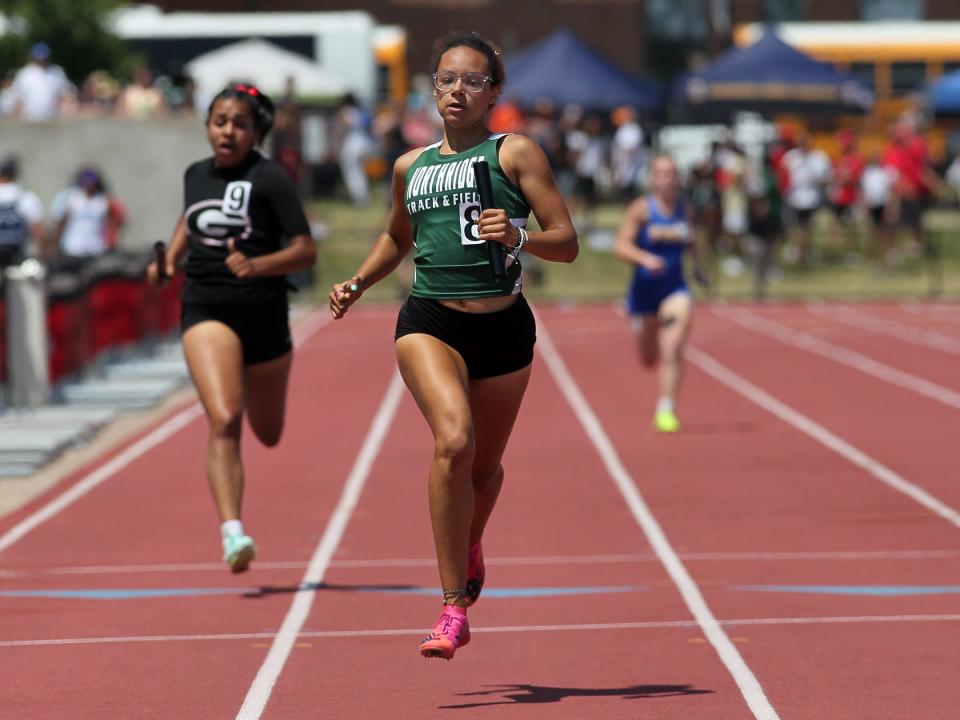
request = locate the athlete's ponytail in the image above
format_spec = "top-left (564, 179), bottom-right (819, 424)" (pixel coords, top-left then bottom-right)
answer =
top-left (207, 83), bottom-right (276, 143)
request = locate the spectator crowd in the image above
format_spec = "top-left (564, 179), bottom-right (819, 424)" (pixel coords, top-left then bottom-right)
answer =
top-left (688, 115), bottom-right (951, 297)
top-left (0, 154), bottom-right (125, 272)
top-left (3, 41), bottom-right (959, 302)
top-left (357, 80), bottom-right (956, 293)
top-left (0, 42), bottom-right (202, 122)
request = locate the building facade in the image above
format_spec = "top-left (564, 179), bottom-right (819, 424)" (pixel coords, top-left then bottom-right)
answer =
top-left (151, 0), bottom-right (960, 80)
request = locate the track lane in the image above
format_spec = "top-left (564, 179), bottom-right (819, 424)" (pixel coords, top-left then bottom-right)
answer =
top-left (536, 304), bottom-right (960, 719)
top-left (4, 303), bottom-right (959, 718)
top-left (266, 324), bottom-right (755, 719)
top-left (712, 306), bottom-right (960, 409)
top-left (761, 303), bottom-right (960, 392)
top-left (700, 306), bottom-right (960, 509)
top-left (0, 308), bottom-right (399, 719)
top-left (897, 301), bottom-right (960, 333)
top-left (806, 303), bottom-right (960, 359)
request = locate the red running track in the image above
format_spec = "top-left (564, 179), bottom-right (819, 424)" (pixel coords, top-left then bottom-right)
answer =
top-left (1, 300), bottom-right (958, 719)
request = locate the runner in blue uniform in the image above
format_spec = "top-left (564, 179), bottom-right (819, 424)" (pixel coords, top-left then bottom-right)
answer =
top-left (614, 154), bottom-right (704, 432)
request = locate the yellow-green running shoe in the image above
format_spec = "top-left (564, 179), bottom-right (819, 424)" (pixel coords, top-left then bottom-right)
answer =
top-left (223, 534), bottom-right (257, 574)
top-left (653, 409), bottom-right (681, 433)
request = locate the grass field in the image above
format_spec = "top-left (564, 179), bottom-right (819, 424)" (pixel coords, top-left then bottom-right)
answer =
top-left (306, 195), bottom-right (960, 305)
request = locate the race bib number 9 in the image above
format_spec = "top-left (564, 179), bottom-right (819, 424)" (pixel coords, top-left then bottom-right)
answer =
top-left (223, 181), bottom-right (252, 218)
top-left (459, 201), bottom-right (484, 246)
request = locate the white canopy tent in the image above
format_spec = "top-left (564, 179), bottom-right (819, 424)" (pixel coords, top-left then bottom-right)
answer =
top-left (185, 38), bottom-right (347, 100)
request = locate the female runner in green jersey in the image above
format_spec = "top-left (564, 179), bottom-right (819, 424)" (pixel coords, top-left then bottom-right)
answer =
top-left (329, 31), bottom-right (578, 660)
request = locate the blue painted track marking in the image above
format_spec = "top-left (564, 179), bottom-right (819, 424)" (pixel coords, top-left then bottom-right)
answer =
top-left (740, 585), bottom-right (960, 597)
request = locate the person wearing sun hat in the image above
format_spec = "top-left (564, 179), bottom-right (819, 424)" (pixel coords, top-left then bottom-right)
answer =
top-left (50, 167), bottom-right (113, 264)
top-left (11, 42), bottom-right (73, 121)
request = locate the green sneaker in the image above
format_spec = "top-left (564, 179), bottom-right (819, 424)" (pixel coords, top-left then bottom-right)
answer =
top-left (653, 409), bottom-right (681, 433)
top-left (223, 534), bottom-right (257, 574)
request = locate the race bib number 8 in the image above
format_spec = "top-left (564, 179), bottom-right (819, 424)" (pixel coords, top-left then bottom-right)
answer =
top-left (458, 201), bottom-right (484, 246)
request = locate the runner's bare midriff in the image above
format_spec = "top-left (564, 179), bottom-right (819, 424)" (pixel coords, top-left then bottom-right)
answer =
top-left (439, 295), bottom-right (518, 314)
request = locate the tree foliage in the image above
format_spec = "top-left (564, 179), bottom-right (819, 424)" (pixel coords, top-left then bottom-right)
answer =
top-left (0, 0), bottom-right (138, 84)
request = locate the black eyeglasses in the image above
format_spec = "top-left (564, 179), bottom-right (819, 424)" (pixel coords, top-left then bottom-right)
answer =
top-left (432, 72), bottom-right (491, 93)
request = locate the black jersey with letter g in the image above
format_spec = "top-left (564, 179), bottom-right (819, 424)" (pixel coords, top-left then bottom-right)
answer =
top-left (181, 152), bottom-right (310, 304)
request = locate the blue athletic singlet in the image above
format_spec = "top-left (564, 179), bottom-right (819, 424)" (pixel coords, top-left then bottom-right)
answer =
top-left (626, 195), bottom-right (692, 316)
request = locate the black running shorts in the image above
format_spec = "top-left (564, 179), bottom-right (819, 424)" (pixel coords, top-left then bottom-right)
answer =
top-left (395, 294), bottom-right (536, 380)
top-left (181, 299), bottom-right (291, 365)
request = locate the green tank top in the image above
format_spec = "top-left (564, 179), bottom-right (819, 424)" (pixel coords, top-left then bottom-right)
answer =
top-left (404, 134), bottom-right (530, 299)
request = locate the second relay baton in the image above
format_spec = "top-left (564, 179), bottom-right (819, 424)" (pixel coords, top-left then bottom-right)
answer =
top-left (472, 159), bottom-right (507, 280)
top-left (154, 241), bottom-right (168, 282)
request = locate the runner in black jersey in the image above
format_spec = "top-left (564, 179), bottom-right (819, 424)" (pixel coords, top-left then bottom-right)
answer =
top-left (328, 32), bottom-right (578, 660)
top-left (147, 84), bottom-right (316, 574)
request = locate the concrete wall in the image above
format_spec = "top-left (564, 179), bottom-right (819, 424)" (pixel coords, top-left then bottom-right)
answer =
top-left (0, 117), bottom-right (211, 251)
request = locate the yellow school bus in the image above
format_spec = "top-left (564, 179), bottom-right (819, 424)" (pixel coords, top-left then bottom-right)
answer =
top-left (373, 25), bottom-right (408, 106)
top-left (735, 22), bottom-right (960, 159)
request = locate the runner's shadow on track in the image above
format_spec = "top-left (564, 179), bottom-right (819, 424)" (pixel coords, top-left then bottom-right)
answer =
top-left (241, 582), bottom-right (421, 598)
top-left (440, 682), bottom-right (713, 709)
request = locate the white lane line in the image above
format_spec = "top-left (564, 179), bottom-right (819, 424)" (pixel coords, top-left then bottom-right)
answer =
top-left (722, 613), bottom-right (960, 627)
top-left (807, 304), bottom-right (960, 356)
top-left (900, 302), bottom-right (960, 321)
top-left (235, 371), bottom-right (404, 720)
top-left (0, 404), bottom-right (205, 556)
top-left (7, 549), bottom-right (960, 578)
top-left (537, 317), bottom-right (780, 720)
top-left (714, 307), bottom-right (960, 411)
top-left (290, 312), bottom-right (330, 344)
top-left (0, 310), bottom-right (334, 557)
top-left (7, 614), bottom-right (960, 648)
top-left (687, 345), bottom-right (960, 530)
top-left (668, 549), bottom-right (960, 561)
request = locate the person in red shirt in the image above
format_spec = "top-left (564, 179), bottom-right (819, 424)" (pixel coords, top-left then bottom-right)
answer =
top-left (487, 93), bottom-right (525, 133)
top-left (883, 125), bottom-right (924, 200)
top-left (769, 125), bottom-right (795, 196)
top-left (882, 121), bottom-right (941, 260)
top-left (828, 129), bottom-right (865, 260)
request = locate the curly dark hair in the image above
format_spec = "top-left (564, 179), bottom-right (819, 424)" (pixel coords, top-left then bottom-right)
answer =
top-left (430, 31), bottom-right (505, 87)
top-left (206, 83), bottom-right (276, 142)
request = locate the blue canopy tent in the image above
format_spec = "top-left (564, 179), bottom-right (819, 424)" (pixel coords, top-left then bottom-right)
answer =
top-left (672, 32), bottom-right (873, 122)
top-left (503, 29), bottom-right (661, 114)
top-left (929, 69), bottom-right (960, 115)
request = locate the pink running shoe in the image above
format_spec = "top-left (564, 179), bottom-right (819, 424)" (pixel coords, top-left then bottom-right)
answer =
top-left (419, 605), bottom-right (470, 660)
top-left (465, 542), bottom-right (484, 607)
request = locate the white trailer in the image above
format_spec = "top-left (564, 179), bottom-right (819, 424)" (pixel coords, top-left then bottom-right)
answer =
top-left (110, 4), bottom-right (388, 106)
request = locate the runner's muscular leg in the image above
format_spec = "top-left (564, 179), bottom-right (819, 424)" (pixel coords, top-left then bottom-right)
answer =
top-left (468, 364), bottom-right (532, 546)
top-left (244, 352), bottom-right (293, 447)
top-left (182, 322), bottom-right (246, 522)
top-left (396, 334), bottom-right (474, 605)
top-left (657, 292), bottom-right (693, 402)
top-left (633, 314), bottom-right (660, 368)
